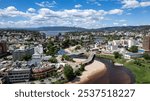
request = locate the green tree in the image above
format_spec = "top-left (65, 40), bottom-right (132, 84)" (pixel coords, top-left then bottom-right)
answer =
top-left (79, 64), bottom-right (85, 72)
top-left (143, 53), bottom-right (150, 60)
top-left (46, 41), bottom-right (59, 56)
top-left (49, 57), bottom-right (58, 63)
top-left (62, 39), bottom-right (70, 49)
top-left (75, 64), bottom-right (85, 76)
top-left (22, 55), bottom-right (32, 61)
top-left (63, 65), bottom-right (75, 81)
top-left (75, 45), bottom-right (81, 50)
top-left (129, 46), bottom-right (138, 53)
top-left (113, 52), bottom-right (122, 59)
top-left (62, 54), bottom-right (74, 62)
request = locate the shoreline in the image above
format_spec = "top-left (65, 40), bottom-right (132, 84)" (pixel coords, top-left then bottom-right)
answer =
top-left (68, 60), bottom-right (108, 84)
top-left (68, 57), bottom-right (133, 84)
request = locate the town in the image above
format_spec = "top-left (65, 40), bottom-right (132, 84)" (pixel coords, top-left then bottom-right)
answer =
top-left (0, 26), bottom-right (150, 84)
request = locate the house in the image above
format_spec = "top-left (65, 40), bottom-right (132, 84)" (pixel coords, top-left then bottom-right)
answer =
top-left (124, 52), bottom-right (143, 59)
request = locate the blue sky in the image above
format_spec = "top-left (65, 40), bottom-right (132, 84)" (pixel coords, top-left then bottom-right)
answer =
top-left (0, 0), bottom-right (150, 28)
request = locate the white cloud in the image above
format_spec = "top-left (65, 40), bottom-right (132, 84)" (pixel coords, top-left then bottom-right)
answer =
top-left (94, 2), bottom-right (101, 6)
top-left (108, 9), bottom-right (123, 15)
top-left (27, 8), bottom-right (36, 13)
top-left (126, 12), bottom-right (132, 15)
top-left (113, 22), bottom-right (119, 26)
top-left (35, 1), bottom-right (56, 8)
top-left (0, 6), bottom-right (30, 17)
top-left (75, 4), bottom-right (82, 8)
top-left (123, 23), bottom-right (127, 26)
top-left (0, 6), bottom-right (125, 28)
top-left (121, 0), bottom-right (150, 9)
top-left (140, 2), bottom-right (150, 7)
top-left (6, 6), bottom-right (17, 11)
top-left (87, 0), bottom-right (101, 7)
top-left (121, 0), bottom-right (139, 9)
top-left (118, 19), bottom-right (126, 22)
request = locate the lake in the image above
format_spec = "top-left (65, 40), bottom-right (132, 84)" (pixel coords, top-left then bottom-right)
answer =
top-left (40, 31), bottom-right (70, 36)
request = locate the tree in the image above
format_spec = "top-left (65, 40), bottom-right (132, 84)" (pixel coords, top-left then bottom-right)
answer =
top-left (46, 41), bottom-right (59, 56)
top-left (129, 46), bottom-right (138, 53)
top-left (143, 53), bottom-right (150, 60)
top-left (62, 54), bottom-right (74, 62)
top-left (62, 39), bottom-right (70, 49)
top-left (63, 65), bottom-right (75, 81)
top-left (79, 64), bottom-right (85, 72)
top-left (75, 45), bottom-right (81, 50)
top-left (75, 64), bottom-right (85, 76)
top-left (22, 55), bottom-right (32, 61)
top-left (49, 57), bottom-right (58, 63)
top-left (113, 52), bottom-right (122, 59)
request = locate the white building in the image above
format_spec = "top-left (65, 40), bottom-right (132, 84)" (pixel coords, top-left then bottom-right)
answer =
top-left (124, 52), bottom-right (143, 59)
top-left (128, 38), bottom-right (136, 48)
top-left (31, 44), bottom-right (43, 67)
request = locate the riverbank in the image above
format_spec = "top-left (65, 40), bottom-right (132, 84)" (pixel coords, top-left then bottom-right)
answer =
top-left (68, 59), bottom-right (107, 84)
top-left (68, 56), bottom-right (134, 84)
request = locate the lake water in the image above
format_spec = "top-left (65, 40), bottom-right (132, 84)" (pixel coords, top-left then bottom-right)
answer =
top-left (40, 31), bottom-right (69, 36)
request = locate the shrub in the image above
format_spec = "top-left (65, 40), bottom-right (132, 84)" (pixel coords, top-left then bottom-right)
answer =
top-left (113, 52), bottom-right (122, 59)
top-left (63, 65), bottom-right (75, 81)
top-left (62, 54), bottom-right (74, 62)
top-left (129, 46), bottom-right (138, 53)
top-left (49, 57), bottom-right (58, 63)
top-left (143, 53), bottom-right (150, 60)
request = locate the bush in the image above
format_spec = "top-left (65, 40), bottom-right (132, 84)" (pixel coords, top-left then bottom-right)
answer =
top-left (52, 79), bottom-right (68, 84)
top-left (143, 53), bottom-right (150, 60)
top-left (79, 64), bottom-right (85, 72)
top-left (49, 57), bottom-right (58, 63)
top-left (134, 60), bottom-right (142, 66)
top-left (113, 52), bottom-right (122, 59)
top-left (62, 54), bottom-right (74, 62)
top-left (75, 45), bottom-right (81, 50)
top-left (22, 55), bottom-right (32, 61)
top-left (63, 65), bottom-right (75, 81)
top-left (129, 46), bottom-right (138, 53)
top-left (75, 64), bottom-right (85, 76)
top-left (75, 69), bottom-right (81, 76)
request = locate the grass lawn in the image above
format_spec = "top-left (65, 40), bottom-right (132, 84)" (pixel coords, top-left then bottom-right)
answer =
top-left (97, 54), bottom-right (150, 84)
top-left (124, 60), bottom-right (150, 84)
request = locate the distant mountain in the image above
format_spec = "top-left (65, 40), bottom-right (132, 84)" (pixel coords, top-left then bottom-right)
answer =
top-left (92, 25), bottom-right (150, 32)
top-left (26, 26), bottom-right (87, 32)
top-left (1, 25), bottom-right (150, 32)
top-left (32, 25), bottom-right (150, 32)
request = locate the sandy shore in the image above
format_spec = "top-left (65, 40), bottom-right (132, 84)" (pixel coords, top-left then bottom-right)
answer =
top-left (73, 58), bottom-right (86, 64)
top-left (68, 58), bottom-right (132, 84)
top-left (68, 60), bottom-right (107, 84)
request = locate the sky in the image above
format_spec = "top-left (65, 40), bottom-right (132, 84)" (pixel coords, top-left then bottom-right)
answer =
top-left (0, 0), bottom-right (150, 28)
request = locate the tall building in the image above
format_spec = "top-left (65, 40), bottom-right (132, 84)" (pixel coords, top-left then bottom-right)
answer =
top-left (12, 48), bottom-right (34, 61)
top-left (128, 38), bottom-right (136, 48)
top-left (30, 44), bottom-right (43, 67)
top-left (0, 41), bottom-right (8, 54)
top-left (7, 61), bottom-right (31, 83)
top-left (7, 68), bottom-right (31, 83)
top-left (143, 35), bottom-right (150, 53)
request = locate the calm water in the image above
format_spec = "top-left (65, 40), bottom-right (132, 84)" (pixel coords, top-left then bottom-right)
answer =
top-left (40, 31), bottom-right (69, 36)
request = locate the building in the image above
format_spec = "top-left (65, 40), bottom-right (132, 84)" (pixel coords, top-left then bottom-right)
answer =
top-left (7, 68), bottom-right (31, 83)
top-left (7, 61), bottom-right (31, 83)
top-left (124, 52), bottom-right (143, 59)
top-left (12, 47), bottom-right (34, 61)
top-left (0, 77), bottom-right (6, 84)
top-left (128, 38), bottom-right (136, 48)
top-left (0, 41), bottom-right (8, 54)
top-left (29, 44), bottom-right (43, 67)
top-left (143, 35), bottom-right (150, 53)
